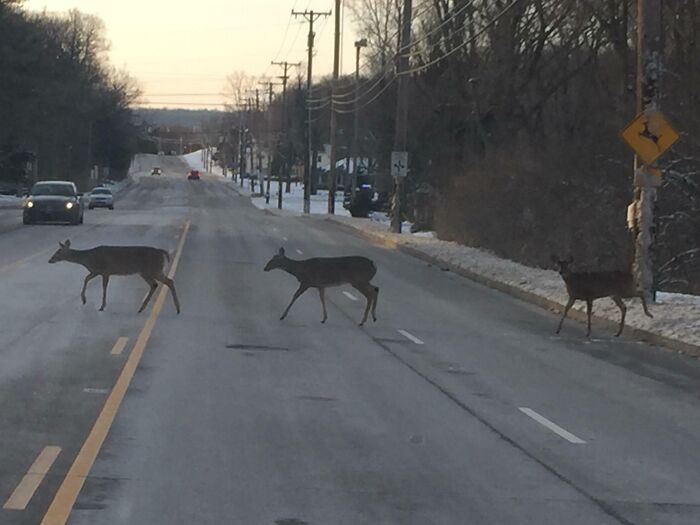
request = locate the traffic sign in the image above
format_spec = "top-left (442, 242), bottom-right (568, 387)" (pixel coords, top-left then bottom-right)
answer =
top-left (621, 109), bottom-right (679, 164)
top-left (391, 151), bottom-right (408, 178)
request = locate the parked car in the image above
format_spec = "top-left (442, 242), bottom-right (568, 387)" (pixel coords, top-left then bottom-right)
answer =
top-left (187, 170), bottom-right (200, 180)
top-left (343, 174), bottom-right (376, 218)
top-left (88, 187), bottom-right (114, 210)
top-left (151, 167), bottom-right (162, 176)
top-left (23, 181), bottom-right (84, 225)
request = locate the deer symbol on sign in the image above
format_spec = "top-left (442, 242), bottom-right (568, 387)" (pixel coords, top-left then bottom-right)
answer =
top-left (639, 119), bottom-right (661, 151)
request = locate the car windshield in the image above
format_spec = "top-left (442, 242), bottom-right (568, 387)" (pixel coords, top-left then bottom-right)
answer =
top-left (30, 184), bottom-right (75, 197)
top-left (92, 188), bottom-right (111, 195)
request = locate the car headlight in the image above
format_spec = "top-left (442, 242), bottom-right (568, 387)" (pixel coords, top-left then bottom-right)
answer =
top-left (65, 202), bottom-right (74, 209)
top-left (25, 200), bottom-right (34, 208)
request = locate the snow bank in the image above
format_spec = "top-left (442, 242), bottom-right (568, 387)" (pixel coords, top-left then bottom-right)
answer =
top-left (184, 149), bottom-right (226, 178)
top-left (245, 180), bottom-right (350, 217)
top-left (329, 215), bottom-right (700, 352)
top-left (183, 150), bottom-right (205, 171)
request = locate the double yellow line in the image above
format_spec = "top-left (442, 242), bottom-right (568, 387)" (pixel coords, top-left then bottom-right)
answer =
top-left (40, 219), bottom-right (191, 525)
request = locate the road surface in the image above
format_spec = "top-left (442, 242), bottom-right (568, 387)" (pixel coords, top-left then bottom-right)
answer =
top-left (2, 155), bottom-right (700, 525)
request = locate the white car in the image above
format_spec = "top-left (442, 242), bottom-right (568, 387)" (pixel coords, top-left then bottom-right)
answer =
top-left (88, 187), bottom-right (114, 210)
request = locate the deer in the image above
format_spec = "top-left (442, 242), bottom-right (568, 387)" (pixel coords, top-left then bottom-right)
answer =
top-left (552, 256), bottom-right (653, 337)
top-left (264, 247), bottom-right (379, 325)
top-left (48, 239), bottom-right (180, 314)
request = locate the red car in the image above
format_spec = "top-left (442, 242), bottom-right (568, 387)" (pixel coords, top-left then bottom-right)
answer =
top-left (187, 170), bottom-right (200, 180)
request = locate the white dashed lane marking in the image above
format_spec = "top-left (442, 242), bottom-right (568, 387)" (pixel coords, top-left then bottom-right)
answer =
top-left (519, 407), bottom-right (586, 444)
top-left (398, 329), bottom-right (424, 345)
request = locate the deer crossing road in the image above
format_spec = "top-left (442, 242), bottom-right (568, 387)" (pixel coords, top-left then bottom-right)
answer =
top-left (1, 162), bottom-right (700, 525)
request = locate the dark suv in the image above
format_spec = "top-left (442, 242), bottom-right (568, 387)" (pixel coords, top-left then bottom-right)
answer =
top-left (23, 181), bottom-right (84, 225)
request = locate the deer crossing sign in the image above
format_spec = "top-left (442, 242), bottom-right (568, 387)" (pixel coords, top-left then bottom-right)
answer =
top-left (621, 109), bottom-right (679, 165)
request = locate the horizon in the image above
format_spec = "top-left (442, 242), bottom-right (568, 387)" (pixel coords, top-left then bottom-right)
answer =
top-left (24, 0), bottom-right (359, 110)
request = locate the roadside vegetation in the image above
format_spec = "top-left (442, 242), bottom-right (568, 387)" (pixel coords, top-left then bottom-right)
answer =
top-left (0, 0), bottom-right (141, 191)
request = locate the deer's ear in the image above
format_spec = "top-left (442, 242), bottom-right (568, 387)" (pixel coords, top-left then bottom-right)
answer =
top-left (59, 241), bottom-right (65, 249)
top-left (65, 240), bottom-right (71, 248)
top-left (278, 247), bottom-right (285, 256)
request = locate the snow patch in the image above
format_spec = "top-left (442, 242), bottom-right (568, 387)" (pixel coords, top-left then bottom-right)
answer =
top-left (330, 215), bottom-right (700, 350)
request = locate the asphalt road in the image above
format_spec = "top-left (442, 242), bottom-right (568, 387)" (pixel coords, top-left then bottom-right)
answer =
top-left (2, 155), bottom-right (700, 525)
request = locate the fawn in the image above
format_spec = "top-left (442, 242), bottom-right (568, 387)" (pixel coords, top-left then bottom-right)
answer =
top-left (48, 239), bottom-right (180, 314)
top-left (264, 247), bottom-right (379, 325)
top-left (552, 256), bottom-right (652, 337)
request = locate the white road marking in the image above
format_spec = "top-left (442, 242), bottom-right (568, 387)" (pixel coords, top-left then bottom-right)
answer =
top-left (282, 236), bottom-right (288, 242)
top-left (82, 388), bottom-right (109, 395)
top-left (110, 336), bottom-right (129, 355)
top-left (398, 329), bottom-right (424, 345)
top-left (295, 249), bottom-right (303, 255)
top-left (343, 291), bottom-right (359, 301)
top-left (4, 446), bottom-right (61, 510)
top-left (519, 407), bottom-right (586, 444)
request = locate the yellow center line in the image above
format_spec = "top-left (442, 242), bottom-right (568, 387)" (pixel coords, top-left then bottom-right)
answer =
top-left (4, 446), bottom-right (62, 511)
top-left (40, 219), bottom-right (191, 525)
top-left (109, 337), bottom-right (129, 356)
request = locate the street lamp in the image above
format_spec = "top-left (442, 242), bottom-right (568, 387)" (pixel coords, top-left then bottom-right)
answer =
top-left (351, 38), bottom-right (368, 199)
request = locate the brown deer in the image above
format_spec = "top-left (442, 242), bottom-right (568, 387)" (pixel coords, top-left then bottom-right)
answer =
top-left (264, 247), bottom-right (379, 325)
top-left (552, 256), bottom-right (652, 337)
top-left (48, 240), bottom-right (180, 314)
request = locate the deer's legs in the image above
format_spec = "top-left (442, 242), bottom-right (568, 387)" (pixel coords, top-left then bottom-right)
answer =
top-left (280, 284), bottom-right (308, 320)
top-left (585, 299), bottom-right (593, 337)
top-left (81, 272), bottom-right (98, 305)
top-left (138, 275), bottom-right (158, 313)
top-left (99, 275), bottom-right (110, 311)
top-left (352, 282), bottom-right (375, 326)
top-left (556, 297), bottom-right (575, 334)
top-left (318, 288), bottom-right (328, 323)
top-left (156, 275), bottom-right (181, 314)
top-left (371, 285), bottom-right (379, 322)
top-left (640, 294), bottom-right (653, 318)
top-left (612, 296), bottom-right (627, 337)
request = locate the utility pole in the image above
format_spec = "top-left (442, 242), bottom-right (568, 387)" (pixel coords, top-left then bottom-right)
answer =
top-left (633, 0), bottom-right (663, 299)
top-left (351, 38), bottom-right (368, 200)
top-left (272, 60), bottom-right (301, 208)
top-left (293, 8), bottom-right (332, 214)
top-left (327, 0), bottom-right (341, 214)
top-left (391, 0), bottom-right (412, 233)
top-left (259, 81), bottom-right (279, 204)
top-left (248, 98), bottom-right (256, 192)
top-left (238, 107), bottom-right (246, 187)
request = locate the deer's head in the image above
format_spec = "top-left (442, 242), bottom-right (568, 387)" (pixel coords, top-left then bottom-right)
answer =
top-left (551, 255), bottom-right (574, 275)
top-left (48, 240), bottom-right (72, 264)
top-left (264, 247), bottom-right (287, 272)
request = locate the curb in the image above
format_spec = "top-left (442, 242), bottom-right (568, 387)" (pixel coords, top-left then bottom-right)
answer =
top-left (326, 217), bottom-right (700, 358)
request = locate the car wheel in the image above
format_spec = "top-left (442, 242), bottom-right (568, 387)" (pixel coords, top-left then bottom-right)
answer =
top-left (109, 206), bottom-right (114, 210)
top-left (88, 205), bottom-right (94, 210)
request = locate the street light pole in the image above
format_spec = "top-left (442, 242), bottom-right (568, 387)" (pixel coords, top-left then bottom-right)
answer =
top-left (351, 38), bottom-right (367, 200)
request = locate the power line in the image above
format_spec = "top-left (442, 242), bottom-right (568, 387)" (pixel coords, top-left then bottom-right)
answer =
top-left (402, 0), bottom-right (522, 75)
top-left (330, 0), bottom-right (524, 113)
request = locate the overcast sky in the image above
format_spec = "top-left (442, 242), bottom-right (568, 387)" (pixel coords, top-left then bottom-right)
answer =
top-left (24, 0), bottom-right (359, 109)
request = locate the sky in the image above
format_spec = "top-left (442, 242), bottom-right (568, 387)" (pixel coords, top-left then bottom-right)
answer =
top-left (24, 0), bottom-right (359, 110)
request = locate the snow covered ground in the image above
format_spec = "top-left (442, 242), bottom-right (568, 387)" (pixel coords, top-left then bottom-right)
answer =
top-left (183, 150), bottom-right (225, 178)
top-left (328, 215), bottom-right (700, 353)
top-left (246, 180), bottom-right (350, 217)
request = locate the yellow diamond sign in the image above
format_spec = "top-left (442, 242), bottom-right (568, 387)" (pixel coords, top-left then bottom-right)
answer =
top-left (621, 109), bottom-right (680, 164)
